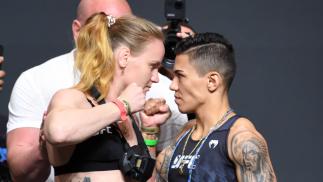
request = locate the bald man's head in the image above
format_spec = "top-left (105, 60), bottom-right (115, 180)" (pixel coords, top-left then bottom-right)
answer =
top-left (72, 0), bottom-right (132, 41)
top-left (76, 0), bottom-right (132, 25)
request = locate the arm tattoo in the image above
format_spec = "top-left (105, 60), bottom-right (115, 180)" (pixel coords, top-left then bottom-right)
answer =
top-left (231, 131), bottom-right (276, 182)
top-left (83, 176), bottom-right (91, 182)
top-left (156, 145), bottom-right (174, 182)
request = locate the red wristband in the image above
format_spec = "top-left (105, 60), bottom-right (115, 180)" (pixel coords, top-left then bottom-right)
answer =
top-left (111, 98), bottom-right (127, 122)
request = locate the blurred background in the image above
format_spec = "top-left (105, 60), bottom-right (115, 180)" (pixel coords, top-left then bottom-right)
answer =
top-left (0, 0), bottom-right (322, 181)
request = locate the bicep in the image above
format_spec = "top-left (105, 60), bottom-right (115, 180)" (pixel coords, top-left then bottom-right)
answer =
top-left (7, 128), bottom-right (41, 148)
top-left (6, 127), bottom-right (42, 164)
top-left (229, 130), bottom-right (276, 182)
top-left (46, 89), bottom-right (85, 114)
top-left (43, 89), bottom-right (85, 132)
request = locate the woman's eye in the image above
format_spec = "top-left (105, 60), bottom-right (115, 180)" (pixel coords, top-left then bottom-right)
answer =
top-left (177, 73), bottom-right (183, 77)
top-left (151, 63), bottom-right (160, 70)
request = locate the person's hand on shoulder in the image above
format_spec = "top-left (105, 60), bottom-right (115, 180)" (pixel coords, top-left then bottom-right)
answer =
top-left (39, 111), bottom-right (48, 157)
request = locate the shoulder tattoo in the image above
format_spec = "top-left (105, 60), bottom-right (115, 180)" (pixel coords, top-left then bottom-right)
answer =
top-left (231, 130), bottom-right (276, 182)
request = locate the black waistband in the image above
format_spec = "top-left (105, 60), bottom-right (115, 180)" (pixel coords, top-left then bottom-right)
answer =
top-left (54, 160), bottom-right (119, 176)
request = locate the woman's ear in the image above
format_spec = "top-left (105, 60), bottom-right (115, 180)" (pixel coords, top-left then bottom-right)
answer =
top-left (207, 72), bottom-right (221, 92)
top-left (115, 46), bottom-right (130, 69)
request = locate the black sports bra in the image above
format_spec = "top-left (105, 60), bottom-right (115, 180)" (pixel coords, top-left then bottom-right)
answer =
top-left (54, 98), bottom-right (125, 175)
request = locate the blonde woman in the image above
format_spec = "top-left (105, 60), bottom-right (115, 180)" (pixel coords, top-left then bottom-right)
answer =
top-left (43, 13), bottom-right (170, 182)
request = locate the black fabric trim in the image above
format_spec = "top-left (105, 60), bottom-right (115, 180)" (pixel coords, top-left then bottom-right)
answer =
top-left (86, 98), bottom-right (95, 107)
top-left (54, 161), bottom-right (119, 176)
top-left (223, 114), bottom-right (240, 162)
top-left (218, 114), bottom-right (240, 131)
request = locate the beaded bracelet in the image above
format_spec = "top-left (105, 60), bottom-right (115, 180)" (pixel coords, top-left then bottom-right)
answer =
top-left (141, 126), bottom-right (160, 134)
top-left (121, 99), bottom-right (131, 115)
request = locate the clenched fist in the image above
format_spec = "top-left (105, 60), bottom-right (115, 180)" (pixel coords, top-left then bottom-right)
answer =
top-left (144, 98), bottom-right (166, 116)
top-left (118, 83), bottom-right (146, 113)
top-left (140, 98), bottom-right (171, 127)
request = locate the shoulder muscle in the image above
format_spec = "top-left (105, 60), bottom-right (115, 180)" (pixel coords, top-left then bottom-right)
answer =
top-left (48, 88), bottom-right (87, 112)
top-left (228, 118), bottom-right (277, 182)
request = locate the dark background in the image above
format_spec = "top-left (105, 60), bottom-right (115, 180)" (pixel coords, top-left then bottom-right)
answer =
top-left (0, 0), bottom-right (322, 181)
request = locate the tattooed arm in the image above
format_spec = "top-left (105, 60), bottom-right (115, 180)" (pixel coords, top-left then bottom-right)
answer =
top-left (227, 118), bottom-right (277, 182)
top-left (156, 145), bottom-right (174, 182)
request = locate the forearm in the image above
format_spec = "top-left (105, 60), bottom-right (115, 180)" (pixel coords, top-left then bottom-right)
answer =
top-left (155, 145), bottom-right (174, 182)
top-left (8, 144), bottom-right (50, 181)
top-left (147, 146), bottom-right (157, 182)
top-left (141, 127), bottom-right (159, 181)
top-left (45, 102), bottom-right (121, 146)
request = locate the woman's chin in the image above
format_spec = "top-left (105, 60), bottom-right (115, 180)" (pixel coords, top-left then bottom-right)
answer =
top-left (176, 102), bottom-right (186, 113)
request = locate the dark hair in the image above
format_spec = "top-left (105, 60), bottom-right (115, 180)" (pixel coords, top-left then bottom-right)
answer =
top-left (175, 32), bottom-right (236, 90)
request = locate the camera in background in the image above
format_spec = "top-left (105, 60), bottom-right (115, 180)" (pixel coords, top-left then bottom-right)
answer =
top-left (162, 0), bottom-right (187, 70)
